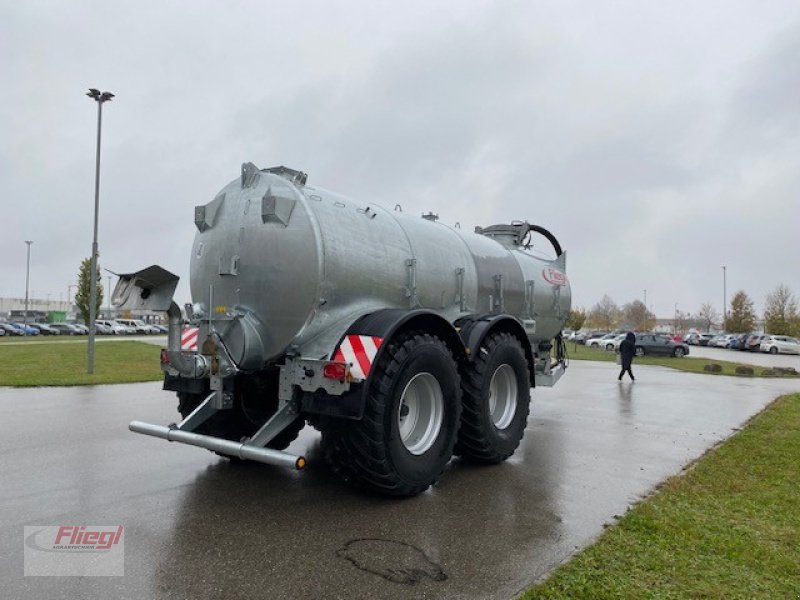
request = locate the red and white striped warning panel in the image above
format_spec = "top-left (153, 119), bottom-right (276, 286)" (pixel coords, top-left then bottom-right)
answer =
top-left (333, 335), bottom-right (383, 380)
top-left (181, 327), bottom-right (199, 351)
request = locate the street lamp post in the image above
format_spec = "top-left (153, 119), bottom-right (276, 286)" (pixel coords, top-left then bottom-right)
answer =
top-left (86, 88), bottom-right (114, 374)
top-left (24, 240), bottom-right (33, 333)
top-left (721, 265), bottom-right (727, 331)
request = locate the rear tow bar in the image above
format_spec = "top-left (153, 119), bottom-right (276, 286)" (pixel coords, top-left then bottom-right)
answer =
top-left (128, 421), bottom-right (307, 470)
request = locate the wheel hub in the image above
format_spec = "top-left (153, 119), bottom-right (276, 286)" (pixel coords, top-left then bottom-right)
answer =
top-left (397, 372), bottom-right (444, 455)
top-left (488, 364), bottom-right (517, 430)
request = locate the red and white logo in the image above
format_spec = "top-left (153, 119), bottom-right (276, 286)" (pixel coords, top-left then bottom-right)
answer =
top-left (181, 327), bottom-right (199, 351)
top-left (542, 267), bottom-right (568, 286)
top-left (24, 525), bottom-right (125, 576)
top-left (333, 335), bottom-right (383, 381)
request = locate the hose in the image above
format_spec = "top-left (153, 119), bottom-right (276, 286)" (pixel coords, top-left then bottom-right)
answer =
top-left (517, 221), bottom-right (564, 257)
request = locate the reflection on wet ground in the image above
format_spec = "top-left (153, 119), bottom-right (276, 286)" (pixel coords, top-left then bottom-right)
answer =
top-left (1, 362), bottom-right (797, 599)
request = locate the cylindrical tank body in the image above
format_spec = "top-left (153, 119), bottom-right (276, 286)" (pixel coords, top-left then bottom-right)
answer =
top-left (190, 166), bottom-right (571, 369)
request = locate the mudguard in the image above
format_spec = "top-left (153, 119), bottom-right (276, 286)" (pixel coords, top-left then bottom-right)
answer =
top-left (300, 309), bottom-right (466, 420)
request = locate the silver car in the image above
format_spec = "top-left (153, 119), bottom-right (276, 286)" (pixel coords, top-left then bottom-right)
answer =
top-left (759, 335), bottom-right (800, 355)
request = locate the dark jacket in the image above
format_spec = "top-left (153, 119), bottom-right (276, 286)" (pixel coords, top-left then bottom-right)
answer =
top-left (619, 332), bottom-right (636, 367)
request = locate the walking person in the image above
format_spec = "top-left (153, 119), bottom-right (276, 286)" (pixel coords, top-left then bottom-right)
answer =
top-left (618, 332), bottom-right (636, 381)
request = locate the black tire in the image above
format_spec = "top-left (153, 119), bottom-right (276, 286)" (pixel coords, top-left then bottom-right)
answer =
top-left (673, 347), bottom-right (685, 358)
top-left (635, 346), bottom-right (645, 357)
top-left (606, 343), bottom-right (614, 351)
top-left (769, 347), bottom-right (778, 355)
top-left (323, 331), bottom-right (461, 497)
top-left (177, 374), bottom-right (305, 452)
top-left (455, 332), bottom-right (530, 464)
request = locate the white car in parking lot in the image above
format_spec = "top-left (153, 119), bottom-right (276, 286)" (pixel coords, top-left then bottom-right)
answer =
top-left (759, 335), bottom-right (800, 355)
top-left (96, 319), bottom-right (133, 335)
top-left (116, 319), bottom-right (158, 334)
top-left (609, 333), bottom-right (628, 351)
top-left (588, 333), bottom-right (617, 348)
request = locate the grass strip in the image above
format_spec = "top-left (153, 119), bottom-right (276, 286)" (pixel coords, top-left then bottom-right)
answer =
top-left (522, 393), bottom-right (800, 599)
top-left (0, 335), bottom-right (158, 344)
top-left (0, 341), bottom-right (162, 387)
top-left (566, 344), bottom-right (798, 378)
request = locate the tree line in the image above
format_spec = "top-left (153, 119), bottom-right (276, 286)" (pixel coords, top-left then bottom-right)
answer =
top-left (566, 284), bottom-right (800, 337)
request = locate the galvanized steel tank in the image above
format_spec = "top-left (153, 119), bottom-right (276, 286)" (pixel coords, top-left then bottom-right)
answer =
top-left (190, 164), bottom-right (571, 369)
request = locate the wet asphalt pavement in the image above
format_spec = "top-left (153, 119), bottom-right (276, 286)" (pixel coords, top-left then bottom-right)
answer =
top-left (2, 362), bottom-right (798, 599)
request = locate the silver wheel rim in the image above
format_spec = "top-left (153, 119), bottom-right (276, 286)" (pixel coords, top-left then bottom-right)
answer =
top-left (397, 372), bottom-right (444, 455)
top-left (488, 364), bottom-right (517, 430)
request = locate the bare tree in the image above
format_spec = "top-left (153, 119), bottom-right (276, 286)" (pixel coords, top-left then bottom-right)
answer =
top-left (698, 302), bottom-right (719, 332)
top-left (588, 295), bottom-right (621, 330)
top-left (764, 284), bottom-right (799, 335)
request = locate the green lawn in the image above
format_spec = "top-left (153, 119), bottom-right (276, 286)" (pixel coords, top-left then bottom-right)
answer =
top-left (0, 341), bottom-right (163, 386)
top-left (523, 393), bottom-right (800, 599)
top-left (566, 343), bottom-right (799, 378)
top-left (0, 335), bottom-right (90, 343)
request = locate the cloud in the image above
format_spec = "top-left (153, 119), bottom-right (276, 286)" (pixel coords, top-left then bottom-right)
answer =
top-left (1, 1), bottom-right (798, 319)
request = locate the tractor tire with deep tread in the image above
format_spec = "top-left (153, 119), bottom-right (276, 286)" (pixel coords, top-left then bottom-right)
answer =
top-left (323, 331), bottom-right (461, 497)
top-left (455, 332), bottom-right (530, 464)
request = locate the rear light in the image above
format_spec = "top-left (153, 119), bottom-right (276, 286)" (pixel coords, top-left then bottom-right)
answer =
top-left (160, 349), bottom-right (170, 365)
top-left (322, 362), bottom-right (348, 381)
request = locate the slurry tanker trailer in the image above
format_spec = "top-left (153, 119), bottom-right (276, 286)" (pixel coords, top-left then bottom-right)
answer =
top-left (115, 163), bottom-right (571, 496)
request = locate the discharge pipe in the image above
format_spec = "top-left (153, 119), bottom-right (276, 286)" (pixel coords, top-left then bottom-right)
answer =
top-left (166, 301), bottom-right (209, 378)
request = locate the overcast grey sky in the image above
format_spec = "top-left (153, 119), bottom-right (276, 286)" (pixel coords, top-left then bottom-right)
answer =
top-left (1, 0), bottom-right (798, 318)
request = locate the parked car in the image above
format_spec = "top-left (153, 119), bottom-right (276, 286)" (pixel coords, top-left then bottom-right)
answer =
top-left (734, 333), bottom-right (751, 351)
top-left (708, 334), bottom-right (733, 348)
top-left (744, 334), bottom-right (766, 352)
top-left (606, 333), bottom-right (627, 351)
top-left (633, 333), bottom-right (690, 357)
top-left (720, 334), bottom-right (740, 349)
top-left (30, 323), bottom-right (60, 335)
top-left (587, 332), bottom-right (614, 348)
top-left (94, 322), bottom-right (112, 335)
top-left (150, 324), bottom-right (168, 334)
top-left (12, 323), bottom-right (39, 335)
top-left (684, 333), bottom-right (700, 345)
top-left (697, 333), bottom-right (716, 346)
top-left (96, 320), bottom-right (132, 335)
top-left (67, 323), bottom-right (90, 334)
top-left (760, 335), bottom-right (800, 355)
top-left (0, 323), bottom-right (24, 336)
top-left (572, 331), bottom-right (590, 344)
top-left (49, 323), bottom-right (82, 336)
top-left (116, 319), bottom-right (151, 334)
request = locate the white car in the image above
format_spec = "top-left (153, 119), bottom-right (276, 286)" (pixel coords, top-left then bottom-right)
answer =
top-left (760, 335), bottom-right (800, 355)
top-left (588, 333), bottom-right (618, 349)
top-left (712, 334), bottom-right (736, 348)
top-left (96, 319), bottom-right (133, 335)
top-left (608, 333), bottom-right (627, 351)
top-left (117, 319), bottom-right (157, 334)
